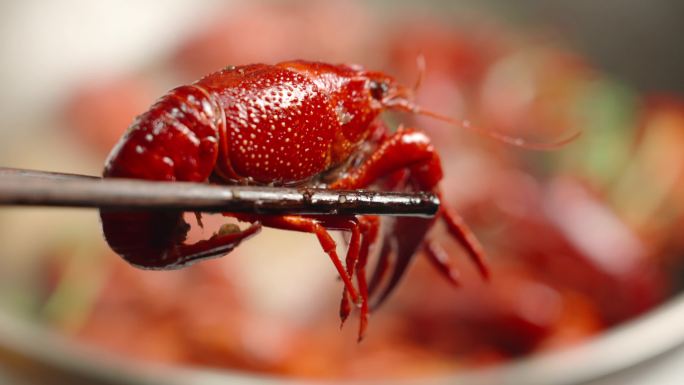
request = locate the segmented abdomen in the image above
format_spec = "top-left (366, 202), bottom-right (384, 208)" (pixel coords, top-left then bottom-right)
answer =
top-left (104, 84), bottom-right (223, 181)
top-left (101, 85), bottom-right (224, 268)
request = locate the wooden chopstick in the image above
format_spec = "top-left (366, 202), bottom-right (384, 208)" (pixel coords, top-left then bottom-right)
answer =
top-left (0, 168), bottom-right (439, 217)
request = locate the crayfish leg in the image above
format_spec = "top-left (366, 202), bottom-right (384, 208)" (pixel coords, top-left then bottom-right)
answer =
top-left (423, 240), bottom-right (461, 286)
top-left (252, 215), bottom-right (360, 304)
top-left (340, 221), bottom-right (361, 327)
top-left (175, 222), bottom-right (262, 266)
top-left (355, 216), bottom-right (380, 341)
top-left (313, 216), bottom-right (362, 328)
top-left (439, 200), bottom-right (489, 279)
top-left (316, 215), bottom-right (381, 340)
top-left (194, 212), bottom-right (205, 228)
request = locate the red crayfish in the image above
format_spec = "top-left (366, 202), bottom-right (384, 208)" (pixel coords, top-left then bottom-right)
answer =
top-left (101, 60), bottom-right (576, 339)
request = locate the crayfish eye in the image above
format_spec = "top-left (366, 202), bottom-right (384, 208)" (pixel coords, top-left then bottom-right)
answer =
top-left (368, 80), bottom-right (389, 101)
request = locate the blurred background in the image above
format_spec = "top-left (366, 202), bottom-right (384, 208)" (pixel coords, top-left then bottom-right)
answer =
top-left (2, 0), bottom-right (684, 384)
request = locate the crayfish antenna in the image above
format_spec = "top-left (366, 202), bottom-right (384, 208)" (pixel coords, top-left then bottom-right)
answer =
top-left (418, 107), bottom-right (581, 151)
top-left (386, 98), bottom-right (582, 151)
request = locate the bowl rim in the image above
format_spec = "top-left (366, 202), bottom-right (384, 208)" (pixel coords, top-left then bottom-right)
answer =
top-left (2, 291), bottom-right (684, 385)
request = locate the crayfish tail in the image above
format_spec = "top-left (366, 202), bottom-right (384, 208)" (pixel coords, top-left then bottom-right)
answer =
top-left (101, 210), bottom-right (261, 269)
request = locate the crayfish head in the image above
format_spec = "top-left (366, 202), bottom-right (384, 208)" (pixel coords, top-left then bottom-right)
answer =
top-left (362, 71), bottom-right (415, 113)
top-left (364, 55), bottom-right (427, 114)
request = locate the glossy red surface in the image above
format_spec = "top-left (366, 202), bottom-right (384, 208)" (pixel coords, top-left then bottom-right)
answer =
top-left (99, 60), bottom-right (487, 339)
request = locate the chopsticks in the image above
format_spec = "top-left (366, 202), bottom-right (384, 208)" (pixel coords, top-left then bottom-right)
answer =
top-left (0, 168), bottom-right (439, 217)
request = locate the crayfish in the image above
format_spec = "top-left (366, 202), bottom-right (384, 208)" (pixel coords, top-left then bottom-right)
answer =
top-left (101, 60), bottom-right (576, 339)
